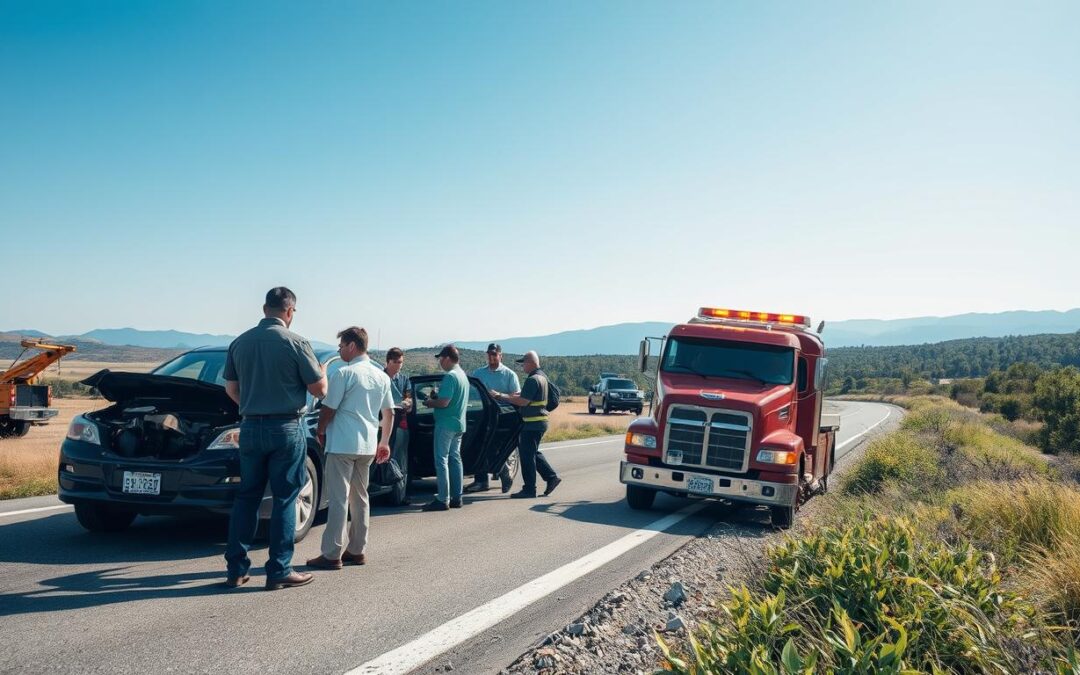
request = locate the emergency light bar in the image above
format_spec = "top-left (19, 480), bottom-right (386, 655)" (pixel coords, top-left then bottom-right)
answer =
top-left (697, 307), bottom-right (811, 328)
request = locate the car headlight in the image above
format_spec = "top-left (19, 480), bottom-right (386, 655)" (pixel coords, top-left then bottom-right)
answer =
top-left (208, 428), bottom-right (241, 450)
top-left (626, 432), bottom-right (657, 449)
top-left (610, 392), bottom-right (621, 398)
top-left (756, 449), bottom-right (797, 465)
top-left (66, 415), bottom-right (101, 445)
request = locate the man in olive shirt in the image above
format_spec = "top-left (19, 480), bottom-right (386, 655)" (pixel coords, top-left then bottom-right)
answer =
top-left (492, 350), bottom-right (561, 499)
top-left (222, 287), bottom-right (328, 591)
top-left (421, 344), bottom-right (468, 511)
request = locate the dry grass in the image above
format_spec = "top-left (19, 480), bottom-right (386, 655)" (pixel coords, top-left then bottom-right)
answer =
top-left (0, 397), bottom-right (106, 499)
top-left (31, 360), bottom-right (156, 381)
top-left (544, 396), bottom-right (637, 442)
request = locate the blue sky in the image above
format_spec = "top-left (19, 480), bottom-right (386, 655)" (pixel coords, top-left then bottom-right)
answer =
top-left (2, 1), bottom-right (1077, 349)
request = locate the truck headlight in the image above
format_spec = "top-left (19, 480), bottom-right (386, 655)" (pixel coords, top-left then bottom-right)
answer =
top-left (626, 432), bottom-right (657, 449)
top-left (208, 428), bottom-right (241, 450)
top-left (66, 415), bottom-right (101, 445)
top-left (756, 449), bottom-right (797, 465)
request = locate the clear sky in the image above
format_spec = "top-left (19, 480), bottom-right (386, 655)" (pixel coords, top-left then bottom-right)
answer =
top-left (2, 1), bottom-right (1077, 348)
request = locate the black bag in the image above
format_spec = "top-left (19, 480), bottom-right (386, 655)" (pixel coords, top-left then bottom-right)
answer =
top-left (545, 378), bottom-right (561, 412)
top-left (372, 457), bottom-right (405, 486)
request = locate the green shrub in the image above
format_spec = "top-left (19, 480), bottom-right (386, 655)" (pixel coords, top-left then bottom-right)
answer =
top-left (1033, 367), bottom-right (1080, 455)
top-left (839, 432), bottom-right (939, 495)
top-left (658, 517), bottom-right (1050, 674)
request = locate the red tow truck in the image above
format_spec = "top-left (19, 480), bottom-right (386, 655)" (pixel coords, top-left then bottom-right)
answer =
top-left (619, 307), bottom-right (839, 528)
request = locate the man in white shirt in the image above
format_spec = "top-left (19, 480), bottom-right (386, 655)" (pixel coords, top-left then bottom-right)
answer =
top-left (307, 326), bottom-right (393, 570)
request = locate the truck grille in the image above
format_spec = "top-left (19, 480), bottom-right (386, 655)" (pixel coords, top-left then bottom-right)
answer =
top-left (664, 405), bottom-right (751, 472)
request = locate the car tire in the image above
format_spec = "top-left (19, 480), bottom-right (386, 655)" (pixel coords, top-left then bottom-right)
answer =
top-left (634, 408), bottom-right (643, 416)
top-left (74, 502), bottom-right (137, 533)
top-left (603, 402), bottom-right (610, 415)
top-left (588, 403), bottom-right (596, 414)
top-left (292, 455), bottom-right (319, 543)
top-left (504, 448), bottom-right (520, 482)
top-left (626, 484), bottom-right (656, 510)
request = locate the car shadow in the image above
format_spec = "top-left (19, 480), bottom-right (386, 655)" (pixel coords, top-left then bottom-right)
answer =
top-left (0, 567), bottom-right (241, 617)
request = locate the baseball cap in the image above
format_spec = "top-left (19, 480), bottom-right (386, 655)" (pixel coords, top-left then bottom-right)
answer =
top-left (435, 344), bottom-right (460, 360)
top-left (486, 343), bottom-right (501, 354)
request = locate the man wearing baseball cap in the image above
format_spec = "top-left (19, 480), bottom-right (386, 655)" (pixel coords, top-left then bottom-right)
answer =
top-left (421, 344), bottom-right (469, 511)
top-left (490, 350), bottom-right (562, 499)
top-left (465, 343), bottom-right (520, 493)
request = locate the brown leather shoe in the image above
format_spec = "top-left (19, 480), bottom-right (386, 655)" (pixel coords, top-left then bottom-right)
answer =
top-left (223, 575), bottom-right (250, 589)
top-left (305, 555), bottom-right (343, 570)
top-left (342, 551), bottom-right (367, 565)
top-left (265, 571), bottom-right (314, 590)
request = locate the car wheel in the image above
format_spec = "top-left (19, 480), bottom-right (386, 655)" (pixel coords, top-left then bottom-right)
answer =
top-left (626, 484), bottom-right (656, 510)
top-left (11, 421), bottom-right (30, 437)
top-left (504, 448), bottom-right (520, 482)
top-left (588, 403), bottom-right (596, 414)
top-left (74, 502), bottom-right (137, 533)
top-left (603, 402), bottom-right (610, 415)
top-left (634, 408), bottom-right (643, 416)
top-left (293, 455), bottom-right (318, 543)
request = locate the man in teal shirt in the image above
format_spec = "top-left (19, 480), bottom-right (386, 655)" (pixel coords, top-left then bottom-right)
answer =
top-left (421, 344), bottom-right (468, 511)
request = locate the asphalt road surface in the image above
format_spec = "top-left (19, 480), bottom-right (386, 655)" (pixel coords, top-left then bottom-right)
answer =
top-left (0, 401), bottom-right (897, 675)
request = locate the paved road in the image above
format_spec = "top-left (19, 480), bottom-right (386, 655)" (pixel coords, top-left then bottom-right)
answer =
top-left (0, 401), bottom-right (897, 675)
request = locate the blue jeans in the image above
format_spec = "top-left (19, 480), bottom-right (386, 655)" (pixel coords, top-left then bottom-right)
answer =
top-left (433, 426), bottom-right (463, 504)
top-left (225, 419), bottom-right (306, 580)
top-left (519, 425), bottom-right (556, 493)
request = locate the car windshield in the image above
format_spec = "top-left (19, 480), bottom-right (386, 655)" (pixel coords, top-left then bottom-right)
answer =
top-left (607, 379), bottom-right (636, 390)
top-left (660, 337), bottom-right (794, 385)
top-left (152, 351), bottom-right (228, 385)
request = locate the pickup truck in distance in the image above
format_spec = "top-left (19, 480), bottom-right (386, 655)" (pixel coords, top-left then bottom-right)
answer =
top-left (588, 377), bottom-right (645, 415)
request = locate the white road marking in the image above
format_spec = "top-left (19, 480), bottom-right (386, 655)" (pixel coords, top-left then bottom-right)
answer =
top-left (347, 501), bottom-right (709, 675)
top-left (0, 504), bottom-right (72, 519)
top-left (836, 407), bottom-right (894, 451)
top-left (543, 438), bottom-right (620, 450)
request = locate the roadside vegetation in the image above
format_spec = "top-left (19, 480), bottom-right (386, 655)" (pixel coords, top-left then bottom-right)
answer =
top-left (657, 396), bottom-right (1080, 673)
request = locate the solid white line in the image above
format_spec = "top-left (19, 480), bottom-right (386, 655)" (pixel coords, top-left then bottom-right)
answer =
top-left (542, 438), bottom-right (621, 450)
top-left (835, 407), bottom-right (894, 451)
top-left (347, 501), bottom-right (709, 675)
top-left (0, 504), bottom-right (72, 519)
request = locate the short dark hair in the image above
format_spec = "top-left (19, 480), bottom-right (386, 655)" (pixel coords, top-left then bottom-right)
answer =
top-left (337, 326), bottom-right (368, 353)
top-left (386, 347), bottom-right (404, 362)
top-left (265, 287), bottom-right (297, 311)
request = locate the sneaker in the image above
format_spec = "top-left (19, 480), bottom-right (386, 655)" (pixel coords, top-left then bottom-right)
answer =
top-left (543, 476), bottom-right (563, 496)
top-left (510, 489), bottom-right (537, 499)
top-left (449, 497), bottom-right (463, 509)
top-left (422, 500), bottom-right (450, 512)
top-left (463, 481), bottom-right (491, 493)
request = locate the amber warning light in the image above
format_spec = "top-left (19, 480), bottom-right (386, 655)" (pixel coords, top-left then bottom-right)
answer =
top-left (697, 307), bottom-right (810, 328)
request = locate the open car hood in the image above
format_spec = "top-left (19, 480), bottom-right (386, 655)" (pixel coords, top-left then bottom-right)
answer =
top-left (82, 370), bottom-right (238, 415)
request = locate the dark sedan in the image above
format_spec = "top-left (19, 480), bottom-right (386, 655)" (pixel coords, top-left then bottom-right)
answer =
top-left (58, 347), bottom-right (521, 541)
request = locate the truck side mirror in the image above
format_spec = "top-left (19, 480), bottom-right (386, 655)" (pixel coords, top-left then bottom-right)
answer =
top-left (638, 339), bottom-right (650, 373)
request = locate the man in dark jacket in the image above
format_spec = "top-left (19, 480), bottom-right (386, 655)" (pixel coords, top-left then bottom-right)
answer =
top-left (491, 350), bottom-right (561, 499)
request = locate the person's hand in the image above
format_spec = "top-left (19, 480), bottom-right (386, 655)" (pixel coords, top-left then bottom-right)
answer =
top-left (402, 398), bottom-right (413, 412)
top-left (375, 443), bottom-right (391, 464)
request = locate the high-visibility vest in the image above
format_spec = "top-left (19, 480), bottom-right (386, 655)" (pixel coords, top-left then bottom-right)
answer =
top-left (520, 371), bottom-right (549, 423)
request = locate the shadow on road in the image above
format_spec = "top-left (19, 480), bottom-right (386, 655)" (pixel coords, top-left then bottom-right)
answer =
top-left (0, 566), bottom-right (237, 617)
top-left (527, 495), bottom-right (774, 537)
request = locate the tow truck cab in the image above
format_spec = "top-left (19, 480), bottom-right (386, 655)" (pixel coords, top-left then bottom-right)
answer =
top-left (619, 307), bottom-right (838, 528)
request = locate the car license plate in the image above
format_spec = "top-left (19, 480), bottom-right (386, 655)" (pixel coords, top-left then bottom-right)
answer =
top-left (667, 449), bottom-right (683, 465)
top-left (687, 476), bottom-right (713, 494)
top-left (122, 471), bottom-right (161, 495)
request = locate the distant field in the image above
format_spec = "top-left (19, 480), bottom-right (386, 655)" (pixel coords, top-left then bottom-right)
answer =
top-left (38, 360), bottom-right (157, 381)
top-left (0, 394), bottom-right (637, 500)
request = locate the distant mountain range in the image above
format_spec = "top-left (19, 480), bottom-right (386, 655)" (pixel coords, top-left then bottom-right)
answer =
top-left (454, 309), bottom-right (1080, 355)
top-left (3, 308), bottom-right (1078, 358)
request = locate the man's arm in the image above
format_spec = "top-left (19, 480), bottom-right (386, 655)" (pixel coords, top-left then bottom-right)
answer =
top-left (424, 396), bottom-right (451, 409)
top-left (307, 366), bottom-right (328, 398)
top-left (316, 405), bottom-right (336, 447)
top-left (225, 379), bottom-right (241, 405)
top-left (375, 407), bottom-right (393, 463)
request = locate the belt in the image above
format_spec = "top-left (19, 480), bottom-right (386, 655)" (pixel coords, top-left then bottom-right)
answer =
top-left (243, 413), bottom-right (303, 420)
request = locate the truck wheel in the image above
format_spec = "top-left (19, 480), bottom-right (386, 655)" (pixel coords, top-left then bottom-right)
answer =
top-left (626, 484), bottom-right (656, 510)
top-left (12, 421), bottom-right (30, 437)
top-left (74, 502), bottom-right (137, 533)
top-left (771, 503), bottom-right (796, 529)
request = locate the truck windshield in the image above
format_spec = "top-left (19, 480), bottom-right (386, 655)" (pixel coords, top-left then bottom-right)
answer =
top-left (606, 379), bottom-right (636, 390)
top-left (660, 337), bottom-right (794, 385)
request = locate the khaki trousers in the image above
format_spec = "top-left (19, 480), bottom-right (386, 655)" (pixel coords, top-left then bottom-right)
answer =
top-left (320, 453), bottom-right (373, 559)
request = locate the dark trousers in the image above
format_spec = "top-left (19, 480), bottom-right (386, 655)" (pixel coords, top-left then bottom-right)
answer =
top-left (225, 419), bottom-right (306, 580)
top-left (519, 426), bottom-right (556, 493)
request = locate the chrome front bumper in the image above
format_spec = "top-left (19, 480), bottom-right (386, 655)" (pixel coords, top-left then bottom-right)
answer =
top-left (7, 407), bottom-right (58, 421)
top-left (619, 461), bottom-right (797, 506)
